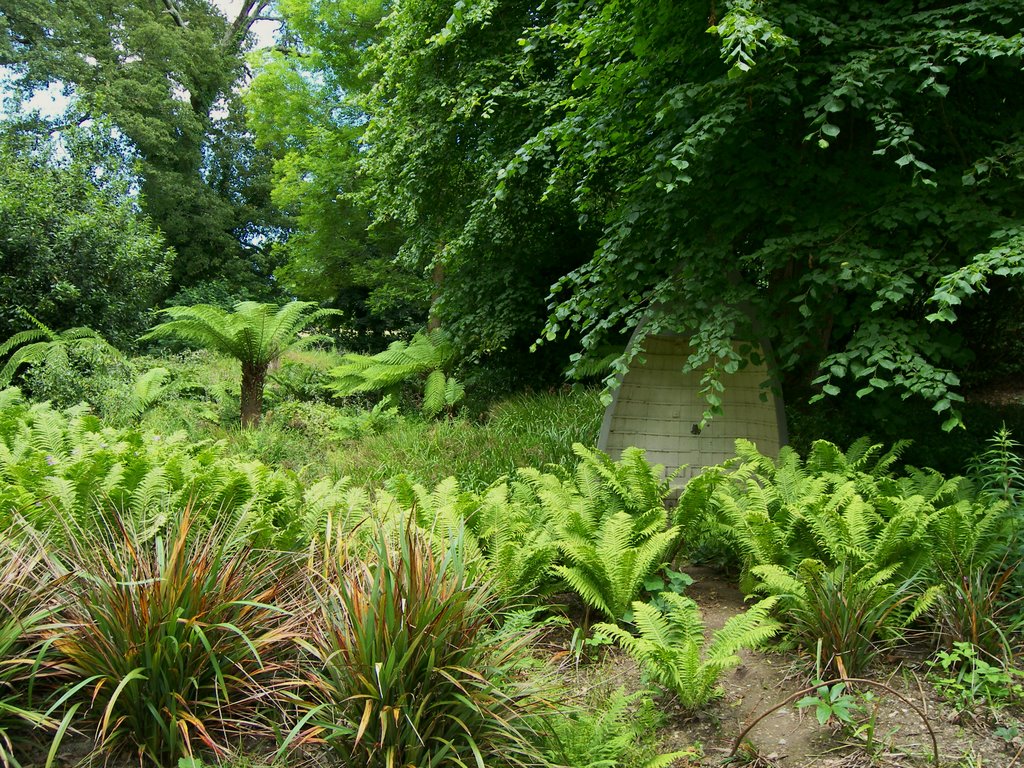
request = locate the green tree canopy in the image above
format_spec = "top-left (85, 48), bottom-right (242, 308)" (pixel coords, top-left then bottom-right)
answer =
top-left (246, 0), bottom-right (429, 350)
top-left (0, 132), bottom-right (173, 346)
top-left (357, 0), bottom-right (1024, 425)
top-left (1, 0), bottom-right (283, 300)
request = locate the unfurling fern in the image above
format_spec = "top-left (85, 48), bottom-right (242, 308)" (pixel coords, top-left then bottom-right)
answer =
top-left (594, 593), bottom-right (780, 711)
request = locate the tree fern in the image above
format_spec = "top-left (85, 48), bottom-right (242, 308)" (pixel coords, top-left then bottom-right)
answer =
top-left (142, 301), bottom-right (338, 426)
top-left (594, 593), bottom-right (780, 711)
top-left (329, 329), bottom-right (463, 417)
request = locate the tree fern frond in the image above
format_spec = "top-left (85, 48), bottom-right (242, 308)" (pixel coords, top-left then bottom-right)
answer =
top-left (422, 369), bottom-right (447, 418)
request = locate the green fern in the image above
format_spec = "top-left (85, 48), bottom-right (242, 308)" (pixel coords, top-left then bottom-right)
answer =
top-left (594, 593), bottom-right (780, 711)
top-left (0, 312), bottom-right (123, 388)
top-left (555, 511), bottom-right (679, 621)
top-left (125, 367), bottom-right (171, 421)
top-left (142, 301), bottom-right (339, 426)
top-left (544, 687), bottom-right (695, 768)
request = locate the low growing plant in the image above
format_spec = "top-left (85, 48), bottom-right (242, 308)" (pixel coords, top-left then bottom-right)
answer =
top-left (594, 593), bottom-right (780, 712)
top-left (928, 641), bottom-right (1024, 717)
top-left (753, 560), bottom-right (936, 677)
top-left (544, 686), bottom-right (696, 768)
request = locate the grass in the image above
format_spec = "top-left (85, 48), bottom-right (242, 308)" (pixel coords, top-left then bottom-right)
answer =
top-left (136, 353), bottom-right (603, 490)
top-left (331, 388), bottom-right (603, 489)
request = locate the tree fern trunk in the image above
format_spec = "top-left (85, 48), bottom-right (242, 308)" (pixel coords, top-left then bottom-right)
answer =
top-left (241, 362), bottom-right (267, 427)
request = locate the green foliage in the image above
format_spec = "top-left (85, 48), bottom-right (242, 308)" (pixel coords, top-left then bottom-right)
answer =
top-left (754, 560), bottom-right (932, 677)
top-left (330, 328), bottom-right (464, 417)
top-left (0, 387), bottom-right (350, 550)
top-left (246, 4), bottom-right (429, 346)
top-left (332, 388), bottom-right (602, 490)
top-left (971, 426), bottom-right (1024, 510)
top-left (692, 438), bottom-right (1014, 673)
top-left (0, 135), bottom-right (172, 347)
top-left (0, 314), bottom-right (124, 390)
top-left (0, 541), bottom-right (66, 768)
top-left (594, 594), bottom-right (780, 712)
top-left (297, 522), bottom-right (549, 767)
top-left (544, 687), bottom-right (695, 768)
top-left (929, 642), bottom-right (1024, 715)
top-left (1, 1), bottom-right (284, 299)
top-left (935, 558), bottom-right (1024, 667)
top-left (796, 683), bottom-right (884, 753)
top-left (508, 444), bottom-right (676, 616)
top-left (50, 509), bottom-right (299, 765)
top-left (353, 0), bottom-right (1024, 423)
top-left (142, 301), bottom-right (340, 426)
top-left (555, 511), bottom-right (678, 622)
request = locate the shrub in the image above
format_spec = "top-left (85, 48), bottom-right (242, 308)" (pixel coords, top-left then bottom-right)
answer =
top-left (296, 521), bottom-right (550, 767)
top-left (330, 329), bottom-right (464, 418)
top-left (50, 509), bottom-right (299, 765)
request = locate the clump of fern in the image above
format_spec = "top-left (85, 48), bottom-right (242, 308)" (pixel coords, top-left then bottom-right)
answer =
top-left (0, 387), bottom-right (352, 550)
top-left (544, 687), bottom-right (696, 768)
top-left (555, 510), bottom-right (679, 621)
top-left (594, 593), bottom-right (780, 712)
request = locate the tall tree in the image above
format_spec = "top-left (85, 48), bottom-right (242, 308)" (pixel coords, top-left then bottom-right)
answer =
top-left (1, 0), bottom-right (282, 299)
top-left (246, 0), bottom-right (429, 350)
top-left (360, 0), bottom-right (1024, 426)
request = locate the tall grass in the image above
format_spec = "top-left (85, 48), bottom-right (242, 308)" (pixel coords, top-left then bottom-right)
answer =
top-left (333, 388), bottom-right (603, 489)
top-left (51, 508), bottom-right (300, 765)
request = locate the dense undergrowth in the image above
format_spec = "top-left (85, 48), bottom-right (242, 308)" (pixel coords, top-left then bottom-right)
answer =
top-left (0, 345), bottom-right (1023, 767)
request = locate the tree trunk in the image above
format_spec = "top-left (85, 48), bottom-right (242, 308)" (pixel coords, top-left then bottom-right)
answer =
top-left (427, 260), bottom-right (444, 331)
top-left (240, 361), bottom-right (267, 428)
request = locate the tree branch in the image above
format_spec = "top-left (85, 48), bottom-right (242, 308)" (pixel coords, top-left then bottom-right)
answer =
top-left (160, 0), bottom-right (186, 29)
top-left (222, 0), bottom-right (272, 51)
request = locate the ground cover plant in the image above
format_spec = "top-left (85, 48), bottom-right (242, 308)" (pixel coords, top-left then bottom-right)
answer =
top-left (0, 341), bottom-right (1022, 767)
top-left (676, 438), bottom-right (1019, 676)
